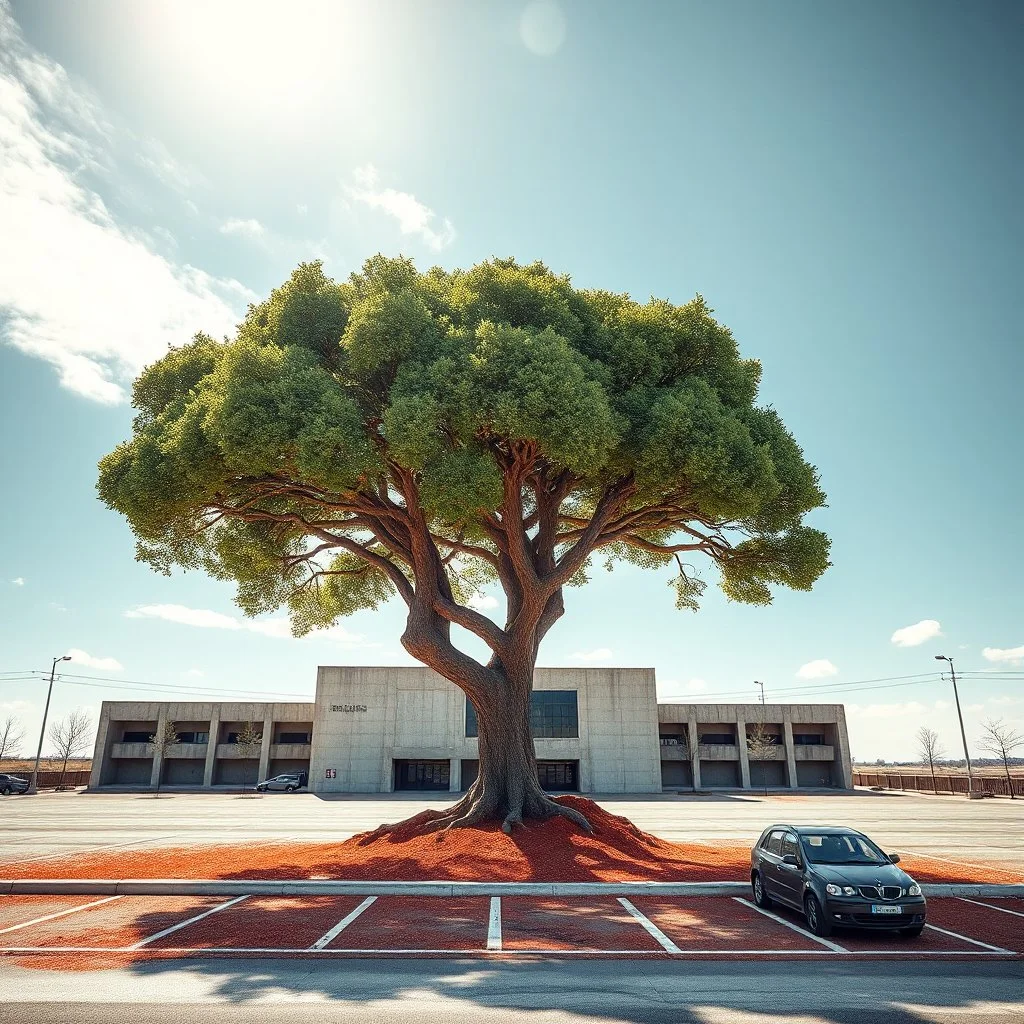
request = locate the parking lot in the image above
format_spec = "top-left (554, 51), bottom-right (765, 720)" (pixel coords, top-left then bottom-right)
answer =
top-left (1, 892), bottom-right (1020, 963)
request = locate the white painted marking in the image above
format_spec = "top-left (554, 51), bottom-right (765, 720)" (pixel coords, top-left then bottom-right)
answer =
top-left (0, 945), bottom-right (1013, 956)
top-left (128, 895), bottom-right (250, 949)
top-left (925, 922), bottom-right (1014, 954)
top-left (733, 897), bottom-right (847, 953)
top-left (0, 895), bottom-right (123, 935)
top-left (308, 896), bottom-right (377, 950)
top-left (958, 897), bottom-right (1024, 919)
top-left (486, 896), bottom-right (501, 951)
top-left (617, 897), bottom-right (682, 953)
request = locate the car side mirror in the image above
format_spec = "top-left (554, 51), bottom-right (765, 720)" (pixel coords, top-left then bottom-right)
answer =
top-left (888, 853), bottom-right (901, 864)
top-left (782, 853), bottom-right (799, 866)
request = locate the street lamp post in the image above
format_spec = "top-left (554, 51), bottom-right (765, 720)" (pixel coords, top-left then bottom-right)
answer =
top-left (754, 680), bottom-right (766, 705)
top-left (27, 655), bottom-right (71, 795)
top-left (934, 654), bottom-right (974, 797)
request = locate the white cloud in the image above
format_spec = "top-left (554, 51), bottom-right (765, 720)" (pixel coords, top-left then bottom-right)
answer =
top-left (11, 577), bottom-right (24, 586)
top-left (796, 659), bottom-right (838, 680)
top-left (571, 647), bottom-right (613, 662)
top-left (297, 203), bottom-right (308, 216)
top-left (344, 163), bottom-right (455, 251)
top-left (184, 668), bottom-right (204, 678)
top-left (890, 619), bottom-right (942, 648)
top-left (520, 0), bottom-right (568, 57)
top-left (982, 645), bottom-right (1024, 665)
top-left (0, 9), bottom-right (254, 403)
top-left (125, 603), bottom-right (368, 647)
top-left (219, 217), bottom-right (265, 238)
top-left (135, 137), bottom-right (200, 194)
top-left (467, 593), bottom-right (499, 610)
top-left (67, 647), bottom-right (123, 671)
top-left (48, 600), bottom-right (67, 612)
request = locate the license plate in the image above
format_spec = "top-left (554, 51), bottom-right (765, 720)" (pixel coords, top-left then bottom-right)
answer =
top-left (871, 905), bottom-right (903, 915)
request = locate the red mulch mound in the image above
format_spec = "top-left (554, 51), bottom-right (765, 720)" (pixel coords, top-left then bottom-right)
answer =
top-left (3, 797), bottom-right (1020, 884)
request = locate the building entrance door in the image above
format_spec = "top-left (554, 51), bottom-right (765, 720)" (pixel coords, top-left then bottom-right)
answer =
top-left (394, 759), bottom-right (450, 791)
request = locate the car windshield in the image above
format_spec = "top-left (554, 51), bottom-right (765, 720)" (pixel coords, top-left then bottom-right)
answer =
top-left (801, 833), bottom-right (887, 864)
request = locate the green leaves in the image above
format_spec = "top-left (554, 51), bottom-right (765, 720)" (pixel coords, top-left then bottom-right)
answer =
top-left (98, 254), bottom-right (831, 632)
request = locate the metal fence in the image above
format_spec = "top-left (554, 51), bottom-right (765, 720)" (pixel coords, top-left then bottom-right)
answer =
top-left (854, 770), bottom-right (1023, 797)
top-left (1, 769), bottom-right (92, 790)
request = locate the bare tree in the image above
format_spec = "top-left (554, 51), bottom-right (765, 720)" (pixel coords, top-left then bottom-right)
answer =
top-left (978, 719), bottom-right (1023, 799)
top-left (48, 711), bottom-right (93, 791)
top-left (0, 715), bottom-right (25, 766)
top-left (235, 721), bottom-right (263, 796)
top-left (745, 719), bottom-right (780, 795)
top-left (915, 726), bottom-right (945, 792)
top-left (148, 720), bottom-right (179, 797)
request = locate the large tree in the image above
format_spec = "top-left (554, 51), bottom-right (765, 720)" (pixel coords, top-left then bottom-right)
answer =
top-left (98, 257), bottom-right (830, 833)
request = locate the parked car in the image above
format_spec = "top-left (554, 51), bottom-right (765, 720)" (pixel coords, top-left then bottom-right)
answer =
top-left (750, 824), bottom-right (926, 938)
top-left (255, 771), bottom-right (307, 793)
top-left (0, 773), bottom-right (29, 795)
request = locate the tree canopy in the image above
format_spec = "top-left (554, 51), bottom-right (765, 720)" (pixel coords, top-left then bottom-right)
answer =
top-left (99, 256), bottom-right (829, 655)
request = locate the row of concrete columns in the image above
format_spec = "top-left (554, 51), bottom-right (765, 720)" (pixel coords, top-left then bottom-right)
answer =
top-left (149, 708), bottom-right (275, 789)
top-left (683, 711), bottom-right (801, 789)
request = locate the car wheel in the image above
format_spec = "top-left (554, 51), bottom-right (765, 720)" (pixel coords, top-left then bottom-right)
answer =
top-left (804, 893), bottom-right (833, 937)
top-left (0, 786), bottom-right (10, 796)
top-left (899, 925), bottom-right (925, 938)
top-left (751, 871), bottom-right (772, 909)
top-left (286, 785), bottom-right (297, 792)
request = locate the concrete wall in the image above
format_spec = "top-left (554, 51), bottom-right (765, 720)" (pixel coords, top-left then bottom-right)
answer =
top-left (310, 666), bottom-right (662, 795)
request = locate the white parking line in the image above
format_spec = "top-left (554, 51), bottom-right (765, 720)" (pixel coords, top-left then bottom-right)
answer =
top-left (486, 896), bottom-right (501, 951)
top-left (897, 849), bottom-right (1021, 876)
top-left (733, 897), bottom-right (848, 953)
top-left (0, 895), bottom-right (123, 935)
top-left (617, 897), bottom-right (681, 953)
top-left (958, 897), bottom-right (1024, 919)
top-left (128, 895), bottom-right (250, 949)
top-left (0, 945), bottom-right (1012, 956)
top-left (308, 896), bottom-right (376, 951)
top-left (924, 922), bottom-right (1014, 954)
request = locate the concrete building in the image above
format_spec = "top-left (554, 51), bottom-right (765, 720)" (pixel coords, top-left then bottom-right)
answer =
top-left (90, 667), bottom-right (853, 793)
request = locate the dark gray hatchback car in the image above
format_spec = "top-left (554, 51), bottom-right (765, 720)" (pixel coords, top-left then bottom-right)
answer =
top-left (0, 773), bottom-right (29, 795)
top-left (751, 824), bottom-right (926, 938)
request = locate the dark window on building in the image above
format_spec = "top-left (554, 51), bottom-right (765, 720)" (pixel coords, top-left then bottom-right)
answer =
top-left (277, 732), bottom-right (310, 744)
top-left (122, 730), bottom-right (151, 743)
top-left (225, 732), bottom-right (239, 744)
top-left (793, 734), bottom-right (824, 745)
top-left (700, 732), bottom-right (736, 745)
top-left (537, 760), bottom-right (578, 791)
top-left (176, 731), bottom-right (208, 744)
top-left (465, 691), bottom-right (578, 739)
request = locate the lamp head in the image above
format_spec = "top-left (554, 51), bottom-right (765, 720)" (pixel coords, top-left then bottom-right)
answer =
top-left (60, 655), bottom-right (71, 661)
top-left (934, 655), bottom-right (948, 662)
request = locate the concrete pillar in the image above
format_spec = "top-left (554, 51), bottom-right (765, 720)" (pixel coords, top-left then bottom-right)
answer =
top-left (149, 706), bottom-right (168, 789)
top-left (833, 708), bottom-right (854, 789)
top-left (89, 705), bottom-right (112, 790)
top-left (782, 713), bottom-right (799, 789)
top-left (203, 709), bottom-right (221, 788)
top-left (449, 757), bottom-right (460, 793)
top-left (258, 714), bottom-right (273, 783)
top-left (736, 709), bottom-right (751, 789)
top-left (687, 714), bottom-right (701, 791)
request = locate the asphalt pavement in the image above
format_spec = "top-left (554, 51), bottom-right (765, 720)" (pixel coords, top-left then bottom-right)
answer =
top-left (1, 958), bottom-right (1022, 1023)
top-left (2, 788), bottom-right (1022, 866)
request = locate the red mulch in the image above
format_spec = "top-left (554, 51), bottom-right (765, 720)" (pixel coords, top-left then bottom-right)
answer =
top-left (3, 797), bottom-right (1021, 884)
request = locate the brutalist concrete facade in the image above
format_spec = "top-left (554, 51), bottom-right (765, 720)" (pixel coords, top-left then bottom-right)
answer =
top-left (90, 667), bottom-right (853, 793)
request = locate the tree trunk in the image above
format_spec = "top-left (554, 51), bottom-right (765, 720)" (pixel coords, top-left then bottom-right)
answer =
top-left (1004, 760), bottom-right (1015, 799)
top-left (374, 660), bottom-right (592, 836)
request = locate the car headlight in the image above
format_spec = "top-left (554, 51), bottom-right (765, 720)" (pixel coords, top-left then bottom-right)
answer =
top-left (825, 883), bottom-right (841, 896)
top-left (843, 886), bottom-right (856, 896)
top-left (907, 884), bottom-right (921, 896)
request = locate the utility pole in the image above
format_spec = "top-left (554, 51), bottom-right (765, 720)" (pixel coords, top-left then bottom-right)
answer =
top-left (934, 655), bottom-right (973, 798)
top-left (27, 655), bottom-right (70, 795)
top-left (754, 680), bottom-right (765, 705)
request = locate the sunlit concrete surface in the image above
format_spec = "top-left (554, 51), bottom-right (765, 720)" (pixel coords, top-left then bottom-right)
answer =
top-left (0, 959), bottom-right (1022, 1023)
top-left (1, 788), bottom-right (1021, 866)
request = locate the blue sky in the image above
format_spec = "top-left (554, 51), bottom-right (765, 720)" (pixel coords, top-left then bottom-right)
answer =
top-left (1, 0), bottom-right (1021, 762)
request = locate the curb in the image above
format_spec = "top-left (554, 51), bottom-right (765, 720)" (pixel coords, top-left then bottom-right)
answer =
top-left (2, 878), bottom-right (1022, 898)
